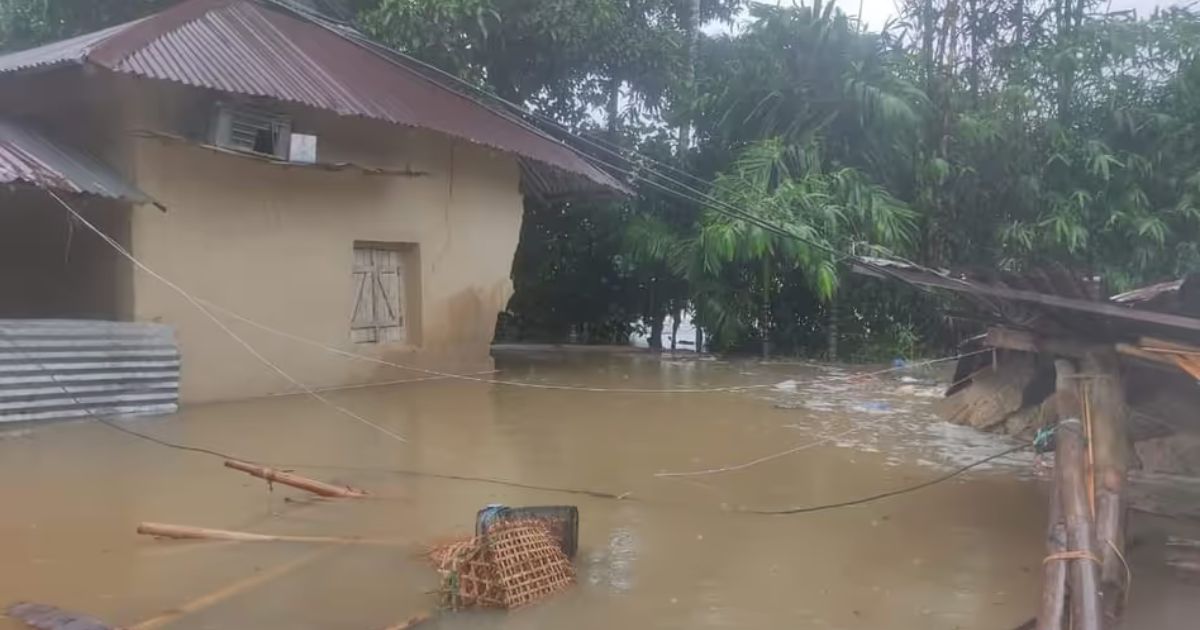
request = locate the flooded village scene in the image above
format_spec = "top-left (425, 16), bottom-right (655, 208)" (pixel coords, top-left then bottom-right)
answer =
top-left (5, 1), bottom-right (1200, 629)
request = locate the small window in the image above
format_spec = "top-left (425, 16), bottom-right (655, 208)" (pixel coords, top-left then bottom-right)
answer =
top-left (351, 245), bottom-right (407, 344)
top-left (211, 104), bottom-right (292, 159)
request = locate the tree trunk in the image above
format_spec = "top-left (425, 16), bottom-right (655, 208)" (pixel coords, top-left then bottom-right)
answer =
top-left (827, 297), bottom-right (839, 361)
top-left (921, 0), bottom-right (936, 92)
top-left (1053, 360), bottom-right (1104, 630)
top-left (671, 307), bottom-right (682, 351)
top-left (649, 313), bottom-right (664, 351)
top-left (676, 0), bottom-right (701, 159)
top-left (760, 259), bottom-right (772, 359)
top-left (606, 75), bottom-right (621, 139)
top-left (648, 279), bottom-right (663, 350)
top-left (695, 323), bottom-right (704, 353)
top-left (968, 0), bottom-right (980, 103)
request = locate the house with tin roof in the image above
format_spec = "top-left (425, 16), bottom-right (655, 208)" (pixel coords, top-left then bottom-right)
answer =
top-left (0, 0), bottom-right (622, 409)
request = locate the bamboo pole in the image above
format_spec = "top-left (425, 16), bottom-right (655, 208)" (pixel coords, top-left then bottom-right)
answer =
top-left (1082, 351), bottom-right (1130, 620)
top-left (130, 546), bottom-right (336, 630)
top-left (1036, 478), bottom-right (1067, 630)
top-left (381, 612), bottom-right (433, 630)
top-left (1053, 359), bottom-right (1103, 630)
top-left (224, 460), bottom-right (368, 498)
top-left (136, 522), bottom-right (408, 547)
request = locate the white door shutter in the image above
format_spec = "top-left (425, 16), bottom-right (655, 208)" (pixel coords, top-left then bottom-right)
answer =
top-left (373, 249), bottom-right (404, 343)
top-left (351, 247), bottom-right (378, 343)
top-left (350, 246), bottom-right (405, 344)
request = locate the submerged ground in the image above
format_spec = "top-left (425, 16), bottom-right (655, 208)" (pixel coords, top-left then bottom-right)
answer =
top-left (0, 347), bottom-right (1192, 628)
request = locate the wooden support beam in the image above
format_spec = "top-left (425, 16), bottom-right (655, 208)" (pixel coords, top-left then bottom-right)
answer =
top-left (985, 327), bottom-right (1096, 358)
top-left (1081, 351), bottom-right (1130, 622)
top-left (1036, 479), bottom-right (1068, 630)
top-left (1053, 360), bottom-right (1103, 630)
top-left (224, 460), bottom-right (368, 498)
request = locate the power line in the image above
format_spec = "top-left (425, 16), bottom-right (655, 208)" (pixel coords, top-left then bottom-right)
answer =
top-left (744, 442), bottom-right (1032, 515)
top-left (281, 3), bottom-right (870, 262)
top-left (46, 191), bottom-right (410, 445)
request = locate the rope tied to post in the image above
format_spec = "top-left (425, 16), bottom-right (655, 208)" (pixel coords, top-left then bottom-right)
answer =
top-left (1043, 550), bottom-right (1103, 565)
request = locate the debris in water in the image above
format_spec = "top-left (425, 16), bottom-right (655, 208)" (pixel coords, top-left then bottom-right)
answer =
top-left (223, 460), bottom-right (368, 498)
top-left (5, 602), bottom-right (120, 630)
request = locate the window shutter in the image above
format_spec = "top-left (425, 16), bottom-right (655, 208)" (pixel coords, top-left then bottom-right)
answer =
top-left (350, 247), bottom-right (377, 343)
top-left (350, 246), bottom-right (406, 344)
top-left (373, 249), bottom-right (404, 343)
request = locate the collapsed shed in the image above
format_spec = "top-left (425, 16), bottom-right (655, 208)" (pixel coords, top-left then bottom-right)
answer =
top-left (852, 257), bottom-right (1200, 630)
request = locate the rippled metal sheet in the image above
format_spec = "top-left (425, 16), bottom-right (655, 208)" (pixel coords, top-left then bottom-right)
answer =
top-left (0, 120), bottom-right (152, 202)
top-left (0, 320), bottom-right (179, 423)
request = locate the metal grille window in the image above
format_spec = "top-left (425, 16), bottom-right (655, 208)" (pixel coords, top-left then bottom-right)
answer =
top-left (211, 105), bottom-right (292, 159)
top-left (351, 245), bottom-right (406, 344)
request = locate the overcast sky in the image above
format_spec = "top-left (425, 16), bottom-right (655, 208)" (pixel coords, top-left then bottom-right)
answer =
top-left (738, 0), bottom-right (1185, 32)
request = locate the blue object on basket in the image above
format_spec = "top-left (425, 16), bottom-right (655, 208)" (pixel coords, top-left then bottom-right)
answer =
top-left (476, 504), bottom-right (509, 532)
top-left (475, 505), bottom-right (580, 558)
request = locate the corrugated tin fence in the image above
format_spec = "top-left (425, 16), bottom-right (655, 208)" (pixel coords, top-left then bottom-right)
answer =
top-left (0, 320), bottom-right (179, 423)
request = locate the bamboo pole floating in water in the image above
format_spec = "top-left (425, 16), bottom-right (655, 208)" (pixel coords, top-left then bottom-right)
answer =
top-left (136, 522), bottom-right (407, 546)
top-left (130, 546), bottom-right (336, 630)
top-left (224, 460), bottom-right (368, 498)
top-left (1052, 360), bottom-right (1103, 630)
top-left (381, 612), bottom-right (433, 630)
top-left (1036, 478), bottom-right (1068, 630)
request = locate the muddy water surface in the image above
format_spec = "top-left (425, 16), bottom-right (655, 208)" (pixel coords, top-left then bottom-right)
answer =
top-left (1, 348), bottom-right (1046, 629)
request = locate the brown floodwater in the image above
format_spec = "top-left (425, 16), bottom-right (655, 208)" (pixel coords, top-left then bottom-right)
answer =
top-left (0, 347), bottom-right (1068, 629)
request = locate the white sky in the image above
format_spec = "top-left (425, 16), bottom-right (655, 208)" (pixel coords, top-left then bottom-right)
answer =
top-left (735, 0), bottom-right (1184, 32)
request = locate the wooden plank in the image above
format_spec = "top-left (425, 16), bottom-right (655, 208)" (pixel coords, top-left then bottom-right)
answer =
top-left (985, 327), bottom-right (1095, 357)
top-left (1053, 360), bottom-right (1103, 630)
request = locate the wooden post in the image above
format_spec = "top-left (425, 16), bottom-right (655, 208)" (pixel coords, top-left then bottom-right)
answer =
top-left (224, 460), bottom-right (368, 498)
top-left (1081, 351), bottom-right (1129, 620)
top-left (1036, 478), bottom-right (1067, 630)
top-left (1053, 359), bottom-right (1103, 630)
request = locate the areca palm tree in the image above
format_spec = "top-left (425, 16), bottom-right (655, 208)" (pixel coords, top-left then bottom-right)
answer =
top-left (686, 138), bottom-right (914, 355)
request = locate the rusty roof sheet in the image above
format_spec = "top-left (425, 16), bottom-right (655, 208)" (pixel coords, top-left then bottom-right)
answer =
top-left (0, 119), bottom-right (152, 203)
top-left (0, 0), bottom-right (624, 197)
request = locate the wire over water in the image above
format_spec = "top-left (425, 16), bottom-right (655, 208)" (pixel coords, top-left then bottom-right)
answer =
top-left (45, 191), bottom-right (410, 444)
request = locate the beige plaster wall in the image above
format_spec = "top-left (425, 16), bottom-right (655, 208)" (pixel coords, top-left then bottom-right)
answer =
top-left (122, 81), bottom-right (525, 402)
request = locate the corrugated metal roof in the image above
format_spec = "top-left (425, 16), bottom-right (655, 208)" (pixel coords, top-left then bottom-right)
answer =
top-left (0, 0), bottom-right (624, 196)
top-left (0, 119), bottom-right (152, 202)
top-left (0, 19), bottom-right (145, 75)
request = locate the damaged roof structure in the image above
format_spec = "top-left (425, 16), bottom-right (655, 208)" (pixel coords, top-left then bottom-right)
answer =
top-left (854, 255), bottom-right (1200, 627)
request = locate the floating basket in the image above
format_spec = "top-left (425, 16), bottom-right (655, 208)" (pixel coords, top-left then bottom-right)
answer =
top-left (487, 521), bottom-right (576, 609)
top-left (429, 518), bottom-right (575, 610)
